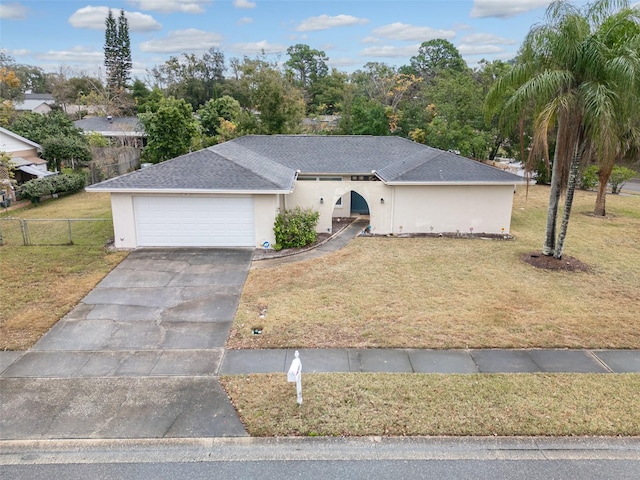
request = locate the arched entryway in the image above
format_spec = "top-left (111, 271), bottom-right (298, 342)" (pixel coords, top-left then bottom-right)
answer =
top-left (350, 191), bottom-right (369, 215)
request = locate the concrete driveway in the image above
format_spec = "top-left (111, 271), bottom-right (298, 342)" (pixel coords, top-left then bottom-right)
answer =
top-left (0, 248), bottom-right (253, 439)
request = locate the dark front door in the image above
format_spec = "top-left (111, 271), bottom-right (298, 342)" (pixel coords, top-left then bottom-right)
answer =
top-left (350, 191), bottom-right (369, 215)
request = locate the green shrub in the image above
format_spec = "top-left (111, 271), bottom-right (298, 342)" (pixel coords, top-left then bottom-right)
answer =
top-left (534, 159), bottom-right (552, 185)
top-left (20, 173), bottom-right (86, 201)
top-left (273, 207), bottom-right (320, 249)
top-left (609, 166), bottom-right (636, 194)
top-left (580, 165), bottom-right (599, 190)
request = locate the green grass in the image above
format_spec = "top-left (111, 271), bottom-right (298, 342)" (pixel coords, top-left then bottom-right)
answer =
top-left (221, 373), bottom-right (640, 436)
top-left (228, 186), bottom-right (640, 349)
top-left (0, 191), bottom-right (127, 350)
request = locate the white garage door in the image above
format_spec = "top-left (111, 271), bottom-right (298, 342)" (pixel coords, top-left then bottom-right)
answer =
top-left (134, 196), bottom-right (255, 247)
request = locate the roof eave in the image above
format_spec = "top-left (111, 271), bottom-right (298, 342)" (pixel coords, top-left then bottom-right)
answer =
top-left (383, 180), bottom-right (528, 186)
top-left (85, 187), bottom-right (292, 195)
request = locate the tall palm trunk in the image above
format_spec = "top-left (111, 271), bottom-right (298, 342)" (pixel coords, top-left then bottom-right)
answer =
top-left (554, 141), bottom-right (583, 259)
top-left (542, 127), bottom-right (564, 256)
top-left (594, 164), bottom-right (613, 216)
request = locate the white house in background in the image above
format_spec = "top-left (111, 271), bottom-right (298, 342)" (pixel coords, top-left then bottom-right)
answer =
top-left (87, 135), bottom-right (526, 249)
top-left (0, 127), bottom-right (55, 187)
top-left (12, 93), bottom-right (56, 114)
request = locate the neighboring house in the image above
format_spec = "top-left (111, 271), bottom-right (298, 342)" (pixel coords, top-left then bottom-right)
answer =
top-left (12, 93), bottom-right (55, 114)
top-left (0, 127), bottom-right (55, 189)
top-left (87, 135), bottom-right (526, 249)
top-left (74, 116), bottom-right (146, 147)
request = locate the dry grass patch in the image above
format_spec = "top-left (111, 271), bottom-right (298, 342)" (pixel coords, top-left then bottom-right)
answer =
top-left (221, 373), bottom-right (640, 437)
top-left (0, 192), bottom-right (127, 350)
top-left (229, 186), bottom-right (640, 349)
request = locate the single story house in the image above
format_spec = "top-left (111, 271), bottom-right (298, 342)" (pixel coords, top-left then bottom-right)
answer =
top-left (12, 93), bottom-right (55, 114)
top-left (74, 116), bottom-right (146, 148)
top-left (87, 135), bottom-right (526, 249)
top-left (0, 127), bottom-right (55, 189)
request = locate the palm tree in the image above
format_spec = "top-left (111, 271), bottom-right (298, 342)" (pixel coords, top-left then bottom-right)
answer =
top-left (486, 0), bottom-right (640, 258)
top-left (590, 9), bottom-right (640, 216)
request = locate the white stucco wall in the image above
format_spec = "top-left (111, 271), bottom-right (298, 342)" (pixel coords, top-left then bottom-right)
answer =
top-left (285, 180), bottom-right (393, 234)
top-left (110, 193), bottom-right (137, 249)
top-left (107, 184), bottom-right (517, 248)
top-left (253, 194), bottom-right (280, 247)
top-left (109, 192), bottom-right (279, 249)
top-left (391, 184), bottom-right (516, 235)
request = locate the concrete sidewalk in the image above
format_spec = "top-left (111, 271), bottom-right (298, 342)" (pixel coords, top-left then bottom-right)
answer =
top-left (219, 348), bottom-right (640, 375)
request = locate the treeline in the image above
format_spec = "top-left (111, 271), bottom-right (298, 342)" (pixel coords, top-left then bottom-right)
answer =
top-left (0, 39), bottom-right (518, 164)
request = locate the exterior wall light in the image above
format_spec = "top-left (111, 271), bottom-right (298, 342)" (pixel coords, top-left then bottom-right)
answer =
top-left (380, 198), bottom-right (384, 204)
top-left (320, 197), bottom-right (324, 204)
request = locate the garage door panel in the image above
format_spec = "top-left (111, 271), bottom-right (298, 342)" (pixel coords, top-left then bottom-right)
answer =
top-left (134, 196), bottom-right (254, 247)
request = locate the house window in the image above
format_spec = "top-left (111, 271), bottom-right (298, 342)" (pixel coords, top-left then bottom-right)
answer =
top-left (335, 197), bottom-right (343, 207)
top-left (298, 176), bottom-right (343, 181)
top-left (350, 175), bottom-right (379, 181)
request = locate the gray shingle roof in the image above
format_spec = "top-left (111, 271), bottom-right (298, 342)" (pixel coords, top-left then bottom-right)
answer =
top-left (74, 116), bottom-right (144, 134)
top-left (88, 148), bottom-right (294, 192)
top-left (89, 135), bottom-right (524, 193)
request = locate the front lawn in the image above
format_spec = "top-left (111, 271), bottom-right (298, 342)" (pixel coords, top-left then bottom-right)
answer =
top-left (228, 185), bottom-right (640, 349)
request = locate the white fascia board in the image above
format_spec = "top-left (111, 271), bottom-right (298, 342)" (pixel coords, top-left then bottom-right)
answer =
top-left (383, 180), bottom-right (528, 186)
top-left (85, 187), bottom-right (292, 195)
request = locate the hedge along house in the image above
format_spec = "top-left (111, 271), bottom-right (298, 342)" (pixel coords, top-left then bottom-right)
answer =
top-left (87, 135), bottom-right (526, 249)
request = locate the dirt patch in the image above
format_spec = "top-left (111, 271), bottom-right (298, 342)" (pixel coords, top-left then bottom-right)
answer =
top-left (521, 252), bottom-right (592, 272)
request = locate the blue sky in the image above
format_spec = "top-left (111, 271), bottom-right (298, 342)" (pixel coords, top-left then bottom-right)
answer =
top-left (1, 0), bottom-right (595, 80)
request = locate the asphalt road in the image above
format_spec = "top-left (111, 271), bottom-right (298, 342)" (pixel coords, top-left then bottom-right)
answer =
top-left (4, 459), bottom-right (640, 479)
top-left (621, 178), bottom-right (640, 193)
top-left (2, 437), bottom-right (639, 479)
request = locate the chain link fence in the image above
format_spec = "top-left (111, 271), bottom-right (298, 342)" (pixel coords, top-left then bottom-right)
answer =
top-left (0, 218), bottom-right (114, 246)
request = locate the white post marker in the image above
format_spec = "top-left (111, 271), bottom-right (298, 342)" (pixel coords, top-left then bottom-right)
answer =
top-left (287, 350), bottom-right (302, 405)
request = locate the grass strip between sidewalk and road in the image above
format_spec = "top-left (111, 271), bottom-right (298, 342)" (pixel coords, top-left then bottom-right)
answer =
top-left (220, 373), bottom-right (640, 437)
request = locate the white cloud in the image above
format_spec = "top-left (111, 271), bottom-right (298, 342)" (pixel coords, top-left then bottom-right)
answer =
top-left (371, 22), bottom-right (455, 42)
top-left (471, 0), bottom-right (552, 19)
top-left (360, 44), bottom-right (421, 59)
top-left (233, 0), bottom-right (256, 8)
top-left (3, 48), bottom-right (31, 56)
top-left (458, 44), bottom-right (505, 56)
top-left (296, 14), bottom-right (368, 32)
top-left (459, 33), bottom-right (516, 45)
top-left (140, 29), bottom-right (223, 53)
top-left (128, 0), bottom-right (212, 14)
top-left (453, 23), bottom-right (473, 31)
top-left (327, 57), bottom-right (358, 67)
top-left (362, 36), bottom-right (383, 45)
top-left (0, 2), bottom-right (27, 19)
top-left (33, 46), bottom-right (102, 64)
top-left (238, 17), bottom-right (253, 25)
top-left (229, 40), bottom-right (287, 55)
top-left (69, 6), bottom-right (161, 32)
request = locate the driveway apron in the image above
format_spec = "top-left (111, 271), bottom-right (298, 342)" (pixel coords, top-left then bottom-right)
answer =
top-left (0, 248), bottom-right (252, 439)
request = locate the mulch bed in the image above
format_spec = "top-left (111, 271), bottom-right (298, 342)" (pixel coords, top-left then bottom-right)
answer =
top-left (253, 217), bottom-right (356, 259)
top-left (521, 252), bottom-right (592, 272)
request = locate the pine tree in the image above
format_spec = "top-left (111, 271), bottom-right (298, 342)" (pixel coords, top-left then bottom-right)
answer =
top-left (116, 9), bottom-right (132, 89)
top-left (104, 9), bottom-right (131, 95)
